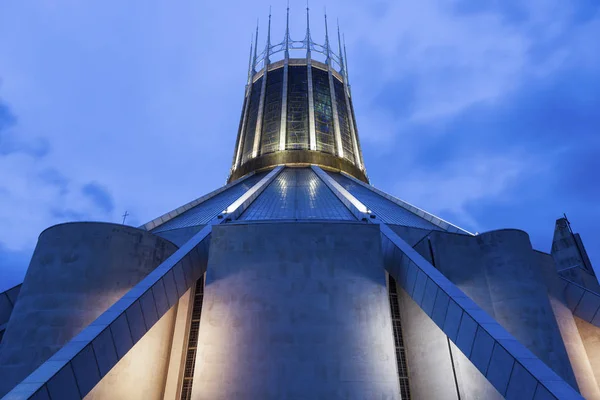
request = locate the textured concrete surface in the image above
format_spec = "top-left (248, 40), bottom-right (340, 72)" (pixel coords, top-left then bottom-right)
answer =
top-left (85, 306), bottom-right (176, 400)
top-left (387, 225), bottom-right (433, 247)
top-left (537, 251), bottom-right (600, 399)
top-left (192, 222), bottom-right (399, 399)
top-left (552, 218), bottom-right (594, 275)
top-left (163, 287), bottom-right (194, 400)
top-left (398, 287), bottom-right (459, 399)
top-left (450, 340), bottom-right (504, 400)
top-left (0, 284), bottom-right (21, 329)
top-left (155, 225), bottom-right (206, 247)
top-left (398, 286), bottom-right (502, 400)
top-left (0, 222), bottom-right (178, 397)
top-left (575, 316), bottom-right (600, 395)
top-left (428, 229), bottom-right (578, 389)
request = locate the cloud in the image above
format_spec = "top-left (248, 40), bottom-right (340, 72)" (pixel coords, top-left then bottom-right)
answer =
top-left (0, 98), bottom-right (50, 158)
top-left (82, 182), bottom-right (115, 213)
top-left (391, 152), bottom-right (539, 231)
top-left (0, 0), bottom-right (598, 285)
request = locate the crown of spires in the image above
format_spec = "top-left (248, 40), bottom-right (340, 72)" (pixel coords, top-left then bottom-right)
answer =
top-left (246, 5), bottom-right (348, 78)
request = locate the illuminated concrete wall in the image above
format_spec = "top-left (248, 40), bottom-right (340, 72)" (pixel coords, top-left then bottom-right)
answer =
top-left (537, 251), bottom-right (600, 399)
top-left (398, 285), bottom-right (503, 399)
top-left (0, 222), bottom-right (178, 397)
top-left (427, 229), bottom-right (578, 389)
top-left (575, 317), bottom-right (600, 394)
top-left (85, 306), bottom-right (176, 399)
top-left (191, 222), bottom-right (399, 399)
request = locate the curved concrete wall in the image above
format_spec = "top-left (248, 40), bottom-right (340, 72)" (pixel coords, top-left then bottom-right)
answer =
top-left (0, 222), bottom-right (178, 397)
top-left (192, 222), bottom-right (399, 399)
top-left (428, 229), bottom-right (578, 389)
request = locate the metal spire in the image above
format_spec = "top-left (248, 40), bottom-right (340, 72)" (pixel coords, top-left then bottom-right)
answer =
top-left (265, 7), bottom-right (272, 65)
top-left (247, 36), bottom-right (254, 84)
top-left (284, 1), bottom-right (290, 59)
top-left (305, 1), bottom-right (312, 58)
top-left (337, 20), bottom-right (345, 77)
top-left (324, 9), bottom-right (331, 65)
top-left (343, 34), bottom-right (350, 85)
top-left (252, 20), bottom-right (259, 74)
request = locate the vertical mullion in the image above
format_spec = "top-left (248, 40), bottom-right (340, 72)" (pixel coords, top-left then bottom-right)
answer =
top-left (388, 274), bottom-right (411, 399)
top-left (179, 276), bottom-right (205, 400)
top-left (279, 62), bottom-right (289, 151)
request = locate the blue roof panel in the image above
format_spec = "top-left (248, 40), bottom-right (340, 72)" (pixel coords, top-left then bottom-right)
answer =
top-left (326, 172), bottom-right (439, 229)
top-left (239, 168), bottom-right (356, 221)
top-left (152, 172), bottom-right (267, 232)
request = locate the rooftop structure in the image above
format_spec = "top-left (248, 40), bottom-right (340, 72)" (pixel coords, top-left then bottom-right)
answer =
top-left (0, 8), bottom-right (597, 400)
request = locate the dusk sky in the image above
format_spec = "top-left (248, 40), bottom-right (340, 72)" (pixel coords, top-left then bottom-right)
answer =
top-left (1, 1), bottom-right (599, 291)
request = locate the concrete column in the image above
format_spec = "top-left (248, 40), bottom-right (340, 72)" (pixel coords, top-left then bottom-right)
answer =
top-left (162, 287), bottom-right (194, 400)
top-left (575, 317), bottom-right (600, 396)
top-left (328, 69), bottom-right (344, 159)
top-left (398, 277), bottom-right (502, 400)
top-left (253, 68), bottom-right (269, 158)
top-left (0, 222), bottom-right (178, 397)
top-left (397, 288), bottom-right (460, 399)
top-left (191, 222), bottom-right (399, 399)
top-left (429, 229), bottom-right (579, 389)
top-left (234, 84), bottom-right (252, 169)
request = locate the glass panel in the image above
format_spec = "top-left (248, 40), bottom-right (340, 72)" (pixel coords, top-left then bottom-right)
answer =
top-left (286, 66), bottom-right (309, 150)
top-left (327, 171), bottom-right (438, 229)
top-left (152, 172), bottom-right (267, 233)
top-left (260, 68), bottom-right (284, 155)
top-left (239, 168), bottom-right (355, 221)
top-left (312, 67), bottom-right (335, 155)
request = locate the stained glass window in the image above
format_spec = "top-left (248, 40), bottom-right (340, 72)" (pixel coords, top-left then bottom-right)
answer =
top-left (286, 66), bottom-right (309, 150)
top-left (260, 68), bottom-right (284, 155)
top-left (312, 67), bottom-right (335, 155)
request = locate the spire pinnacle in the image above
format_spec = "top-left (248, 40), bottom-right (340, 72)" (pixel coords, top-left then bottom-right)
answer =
top-left (324, 9), bottom-right (331, 65)
top-left (343, 34), bottom-right (350, 85)
top-left (305, 1), bottom-right (312, 58)
top-left (265, 7), bottom-right (272, 65)
top-left (284, 0), bottom-right (290, 59)
top-left (247, 36), bottom-right (254, 84)
top-left (252, 20), bottom-right (259, 74)
top-left (337, 20), bottom-right (345, 76)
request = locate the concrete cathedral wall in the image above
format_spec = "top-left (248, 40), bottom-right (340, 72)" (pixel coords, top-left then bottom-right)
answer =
top-left (0, 222), bottom-right (178, 397)
top-left (191, 222), bottom-right (400, 399)
top-left (425, 229), bottom-right (578, 389)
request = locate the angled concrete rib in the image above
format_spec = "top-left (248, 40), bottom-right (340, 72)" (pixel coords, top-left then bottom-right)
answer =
top-left (314, 165), bottom-right (583, 400)
top-left (561, 277), bottom-right (600, 326)
top-left (0, 284), bottom-right (22, 332)
top-left (2, 166), bottom-right (283, 400)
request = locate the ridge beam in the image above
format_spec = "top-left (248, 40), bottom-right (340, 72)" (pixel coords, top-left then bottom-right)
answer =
top-left (339, 171), bottom-right (473, 235)
top-left (140, 171), bottom-right (258, 231)
top-left (311, 165), bottom-right (370, 221)
top-left (380, 225), bottom-right (582, 400)
top-left (2, 166), bottom-right (283, 400)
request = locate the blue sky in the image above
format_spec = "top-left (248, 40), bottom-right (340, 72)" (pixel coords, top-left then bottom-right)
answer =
top-left (0, 1), bottom-right (599, 291)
